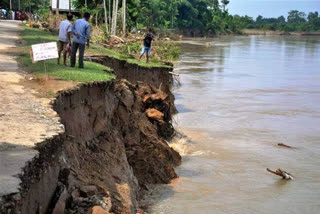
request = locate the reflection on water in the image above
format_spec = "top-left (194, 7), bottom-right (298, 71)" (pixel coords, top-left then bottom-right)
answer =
top-left (149, 36), bottom-right (320, 214)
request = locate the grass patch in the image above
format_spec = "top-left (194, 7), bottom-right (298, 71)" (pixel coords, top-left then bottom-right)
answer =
top-left (22, 27), bottom-right (57, 45)
top-left (19, 26), bottom-right (114, 82)
top-left (88, 43), bottom-right (171, 68)
top-left (22, 26), bottom-right (171, 70)
top-left (19, 53), bottom-right (114, 82)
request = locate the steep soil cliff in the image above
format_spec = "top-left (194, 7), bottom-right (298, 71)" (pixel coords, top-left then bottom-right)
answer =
top-left (0, 80), bottom-right (181, 214)
top-left (89, 56), bottom-right (173, 94)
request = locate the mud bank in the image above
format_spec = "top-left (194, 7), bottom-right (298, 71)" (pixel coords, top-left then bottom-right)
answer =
top-left (0, 80), bottom-right (181, 214)
top-left (89, 55), bottom-right (173, 94)
top-left (242, 29), bottom-right (320, 36)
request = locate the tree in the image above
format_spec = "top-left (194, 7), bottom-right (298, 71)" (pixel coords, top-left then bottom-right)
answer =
top-left (103, 0), bottom-right (109, 33)
top-left (111, 0), bottom-right (119, 35)
top-left (287, 10), bottom-right (306, 23)
top-left (256, 15), bottom-right (263, 24)
top-left (122, 0), bottom-right (126, 36)
top-left (167, 0), bottom-right (181, 29)
top-left (221, 0), bottom-right (229, 11)
top-left (277, 16), bottom-right (286, 23)
top-left (213, 0), bottom-right (219, 10)
top-left (308, 11), bottom-right (320, 30)
top-left (109, 0), bottom-right (112, 32)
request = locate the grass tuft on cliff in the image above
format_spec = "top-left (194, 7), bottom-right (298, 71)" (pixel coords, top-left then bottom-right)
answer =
top-left (19, 26), bottom-right (115, 82)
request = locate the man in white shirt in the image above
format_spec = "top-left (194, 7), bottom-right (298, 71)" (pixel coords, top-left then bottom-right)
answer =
top-left (58, 13), bottom-right (73, 66)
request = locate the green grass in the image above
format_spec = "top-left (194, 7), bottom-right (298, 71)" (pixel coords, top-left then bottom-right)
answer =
top-left (22, 27), bottom-right (58, 45)
top-left (87, 42), bottom-right (171, 69)
top-left (89, 43), bottom-right (171, 68)
top-left (20, 26), bottom-right (114, 82)
top-left (22, 26), bottom-right (171, 71)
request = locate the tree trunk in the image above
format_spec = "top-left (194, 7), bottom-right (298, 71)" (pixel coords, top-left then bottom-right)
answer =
top-left (103, 0), bottom-right (109, 34)
top-left (96, 12), bottom-right (98, 26)
top-left (111, 0), bottom-right (115, 35)
top-left (171, 12), bottom-right (174, 29)
top-left (122, 0), bottom-right (126, 37)
top-left (56, 0), bottom-right (60, 15)
top-left (109, 0), bottom-right (112, 33)
top-left (49, 0), bottom-right (52, 15)
top-left (111, 0), bottom-right (119, 35)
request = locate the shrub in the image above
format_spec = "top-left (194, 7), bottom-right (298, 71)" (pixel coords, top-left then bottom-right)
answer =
top-left (154, 43), bottom-right (181, 62)
top-left (119, 42), bottom-right (141, 57)
top-left (91, 26), bottom-right (107, 43)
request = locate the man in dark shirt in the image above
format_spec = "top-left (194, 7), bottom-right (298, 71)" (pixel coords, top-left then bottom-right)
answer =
top-left (139, 28), bottom-right (155, 63)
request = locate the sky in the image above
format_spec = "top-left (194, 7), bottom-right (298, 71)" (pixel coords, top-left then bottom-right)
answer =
top-left (228, 0), bottom-right (320, 18)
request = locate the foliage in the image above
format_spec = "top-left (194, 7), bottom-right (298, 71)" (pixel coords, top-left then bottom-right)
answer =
top-left (119, 42), bottom-right (141, 56)
top-left (8, 0), bottom-right (319, 39)
top-left (2, 0), bottom-right (50, 12)
top-left (252, 10), bottom-right (320, 32)
top-left (91, 26), bottom-right (107, 43)
top-left (155, 43), bottom-right (181, 62)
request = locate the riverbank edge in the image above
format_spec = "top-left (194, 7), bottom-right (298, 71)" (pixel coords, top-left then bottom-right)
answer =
top-left (0, 25), bottom-right (181, 214)
top-left (242, 29), bottom-right (320, 36)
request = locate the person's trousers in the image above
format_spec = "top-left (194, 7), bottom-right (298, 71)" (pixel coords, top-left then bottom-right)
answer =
top-left (71, 42), bottom-right (85, 68)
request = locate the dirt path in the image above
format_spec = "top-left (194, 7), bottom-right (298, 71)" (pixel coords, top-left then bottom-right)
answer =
top-left (0, 21), bottom-right (63, 196)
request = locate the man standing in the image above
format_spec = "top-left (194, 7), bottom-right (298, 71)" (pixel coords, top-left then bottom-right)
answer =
top-left (58, 13), bottom-right (73, 66)
top-left (71, 12), bottom-right (91, 69)
top-left (138, 28), bottom-right (155, 63)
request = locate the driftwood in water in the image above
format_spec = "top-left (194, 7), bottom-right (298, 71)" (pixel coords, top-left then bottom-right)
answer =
top-left (169, 72), bottom-right (179, 76)
top-left (267, 168), bottom-right (294, 180)
top-left (277, 143), bottom-right (294, 149)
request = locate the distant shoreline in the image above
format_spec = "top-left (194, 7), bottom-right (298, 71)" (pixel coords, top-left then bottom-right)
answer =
top-left (242, 29), bottom-right (320, 36)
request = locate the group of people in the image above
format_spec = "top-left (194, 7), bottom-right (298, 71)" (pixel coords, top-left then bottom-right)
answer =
top-left (0, 9), bottom-right (20, 20)
top-left (0, 9), bottom-right (38, 21)
top-left (58, 12), bottom-right (155, 68)
top-left (57, 12), bottom-right (91, 68)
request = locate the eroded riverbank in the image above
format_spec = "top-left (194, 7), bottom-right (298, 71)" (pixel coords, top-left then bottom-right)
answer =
top-left (1, 80), bottom-right (181, 214)
top-left (0, 21), bottom-right (181, 214)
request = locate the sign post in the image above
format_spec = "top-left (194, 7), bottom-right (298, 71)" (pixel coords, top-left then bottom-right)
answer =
top-left (30, 42), bottom-right (59, 76)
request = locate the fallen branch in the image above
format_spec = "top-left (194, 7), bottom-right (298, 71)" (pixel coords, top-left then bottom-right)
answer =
top-left (110, 35), bottom-right (125, 43)
top-left (277, 143), bottom-right (294, 149)
top-left (267, 168), bottom-right (294, 180)
top-left (169, 72), bottom-right (179, 76)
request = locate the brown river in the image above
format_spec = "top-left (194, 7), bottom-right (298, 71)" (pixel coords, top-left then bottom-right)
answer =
top-left (148, 36), bottom-right (320, 214)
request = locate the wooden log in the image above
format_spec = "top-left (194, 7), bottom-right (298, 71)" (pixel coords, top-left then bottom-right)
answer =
top-left (169, 72), bottom-right (179, 76)
top-left (267, 168), bottom-right (294, 180)
top-left (277, 143), bottom-right (294, 149)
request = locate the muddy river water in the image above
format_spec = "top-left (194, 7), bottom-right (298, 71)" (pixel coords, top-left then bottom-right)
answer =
top-left (149, 36), bottom-right (320, 214)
